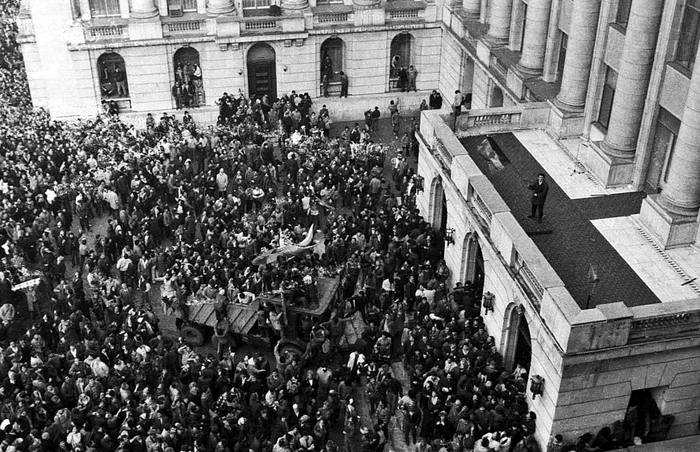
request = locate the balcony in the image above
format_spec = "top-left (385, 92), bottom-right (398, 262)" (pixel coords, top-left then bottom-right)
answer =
top-left (385, 1), bottom-right (425, 22)
top-left (83, 23), bottom-right (128, 42)
top-left (240, 17), bottom-right (281, 34)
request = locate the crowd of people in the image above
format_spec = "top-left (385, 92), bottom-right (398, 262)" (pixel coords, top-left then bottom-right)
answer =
top-left (0, 3), bottom-right (617, 452)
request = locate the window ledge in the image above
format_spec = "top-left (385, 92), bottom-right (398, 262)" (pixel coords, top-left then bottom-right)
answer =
top-left (667, 61), bottom-right (692, 80)
top-left (608, 22), bottom-right (626, 35)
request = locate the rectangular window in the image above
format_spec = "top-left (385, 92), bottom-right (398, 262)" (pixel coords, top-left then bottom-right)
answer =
top-left (616, 0), bottom-right (632, 28)
top-left (90, 0), bottom-right (120, 17)
top-left (677, 0), bottom-right (700, 71)
top-left (182, 0), bottom-right (198, 12)
top-left (557, 32), bottom-right (568, 79)
top-left (242, 0), bottom-right (271, 8)
top-left (598, 66), bottom-right (617, 130)
top-left (658, 108), bottom-right (681, 183)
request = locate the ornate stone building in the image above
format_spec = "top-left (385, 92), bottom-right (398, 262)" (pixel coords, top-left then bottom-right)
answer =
top-left (17, 0), bottom-right (700, 449)
top-left (415, 0), bottom-right (700, 449)
top-left (16, 0), bottom-right (442, 118)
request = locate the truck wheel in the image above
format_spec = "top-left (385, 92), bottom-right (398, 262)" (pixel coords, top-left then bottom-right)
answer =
top-left (180, 326), bottom-right (205, 347)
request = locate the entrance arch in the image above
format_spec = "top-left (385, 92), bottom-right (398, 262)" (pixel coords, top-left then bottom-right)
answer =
top-left (461, 233), bottom-right (483, 285)
top-left (174, 47), bottom-right (204, 105)
top-left (429, 176), bottom-right (446, 231)
top-left (502, 304), bottom-right (532, 372)
top-left (247, 43), bottom-right (277, 99)
top-left (491, 85), bottom-right (504, 107)
top-left (321, 37), bottom-right (344, 82)
top-left (97, 52), bottom-right (129, 99)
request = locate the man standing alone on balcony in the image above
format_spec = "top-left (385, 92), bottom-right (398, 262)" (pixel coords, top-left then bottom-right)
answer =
top-left (528, 173), bottom-right (549, 223)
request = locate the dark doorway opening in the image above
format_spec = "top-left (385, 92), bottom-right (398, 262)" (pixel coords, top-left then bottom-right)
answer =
top-left (247, 43), bottom-right (277, 100)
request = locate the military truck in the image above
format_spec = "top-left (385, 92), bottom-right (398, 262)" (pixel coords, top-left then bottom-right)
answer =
top-left (179, 276), bottom-right (343, 360)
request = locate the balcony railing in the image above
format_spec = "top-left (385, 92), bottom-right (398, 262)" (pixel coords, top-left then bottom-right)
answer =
top-left (388, 9), bottom-right (420, 19)
top-left (628, 311), bottom-right (700, 344)
top-left (315, 12), bottom-right (349, 23)
top-left (456, 104), bottom-right (550, 136)
top-left (85, 24), bottom-right (126, 41)
top-left (241, 19), bottom-right (279, 32)
top-left (163, 20), bottom-right (203, 35)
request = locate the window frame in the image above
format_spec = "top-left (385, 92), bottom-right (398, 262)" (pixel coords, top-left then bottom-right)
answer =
top-left (676, 0), bottom-right (700, 72)
top-left (90, 0), bottom-right (121, 18)
top-left (597, 66), bottom-right (617, 131)
top-left (615, 0), bottom-right (632, 29)
top-left (242, 0), bottom-right (272, 9)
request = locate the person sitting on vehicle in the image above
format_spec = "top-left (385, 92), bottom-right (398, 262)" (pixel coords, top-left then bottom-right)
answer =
top-left (237, 290), bottom-right (256, 305)
top-left (374, 332), bottom-right (392, 361)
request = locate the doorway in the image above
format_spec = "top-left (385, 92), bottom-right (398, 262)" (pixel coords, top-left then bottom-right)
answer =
top-left (513, 309), bottom-right (531, 371)
top-left (491, 86), bottom-right (504, 107)
top-left (247, 43), bottom-right (277, 100)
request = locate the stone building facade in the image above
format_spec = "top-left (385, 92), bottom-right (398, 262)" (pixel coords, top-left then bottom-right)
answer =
top-left (16, 0), bottom-right (442, 119)
top-left (415, 0), bottom-right (700, 448)
top-left (17, 0), bottom-right (700, 449)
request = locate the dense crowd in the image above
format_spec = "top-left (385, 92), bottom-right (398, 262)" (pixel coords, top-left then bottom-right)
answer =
top-left (0, 2), bottom-right (626, 452)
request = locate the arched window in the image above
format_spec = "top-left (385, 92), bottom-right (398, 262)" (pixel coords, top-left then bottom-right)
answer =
top-left (174, 46), bottom-right (205, 106)
top-left (247, 43), bottom-right (277, 99)
top-left (97, 52), bottom-right (129, 99)
top-left (390, 33), bottom-right (414, 91)
top-left (320, 37), bottom-right (344, 82)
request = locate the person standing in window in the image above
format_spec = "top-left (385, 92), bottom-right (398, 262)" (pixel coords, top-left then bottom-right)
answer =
top-left (114, 66), bottom-right (128, 96)
top-left (407, 65), bottom-right (418, 92)
top-left (391, 55), bottom-right (401, 77)
top-left (191, 63), bottom-right (203, 104)
top-left (322, 55), bottom-right (333, 79)
top-left (453, 90), bottom-right (464, 117)
top-left (339, 71), bottom-right (349, 98)
top-left (322, 74), bottom-right (330, 98)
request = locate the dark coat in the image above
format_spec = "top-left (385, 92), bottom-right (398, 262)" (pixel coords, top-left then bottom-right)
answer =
top-left (528, 179), bottom-right (549, 206)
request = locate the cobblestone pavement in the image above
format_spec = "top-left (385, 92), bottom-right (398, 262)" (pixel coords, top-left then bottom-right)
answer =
top-left (460, 133), bottom-right (658, 308)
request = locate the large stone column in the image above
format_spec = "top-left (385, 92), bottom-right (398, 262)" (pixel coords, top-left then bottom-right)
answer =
top-left (207, 0), bottom-right (235, 14)
top-left (553, 0), bottom-right (601, 111)
top-left (353, 0), bottom-right (379, 6)
top-left (515, 0), bottom-right (552, 75)
top-left (130, 0), bottom-right (159, 18)
top-left (283, 0), bottom-right (308, 9)
top-left (462, 0), bottom-right (480, 20)
top-left (601, 0), bottom-right (663, 159)
top-left (658, 54), bottom-right (700, 216)
top-left (485, 0), bottom-right (513, 46)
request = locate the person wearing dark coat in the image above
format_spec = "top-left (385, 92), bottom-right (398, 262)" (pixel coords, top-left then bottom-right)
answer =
top-left (527, 173), bottom-right (549, 222)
